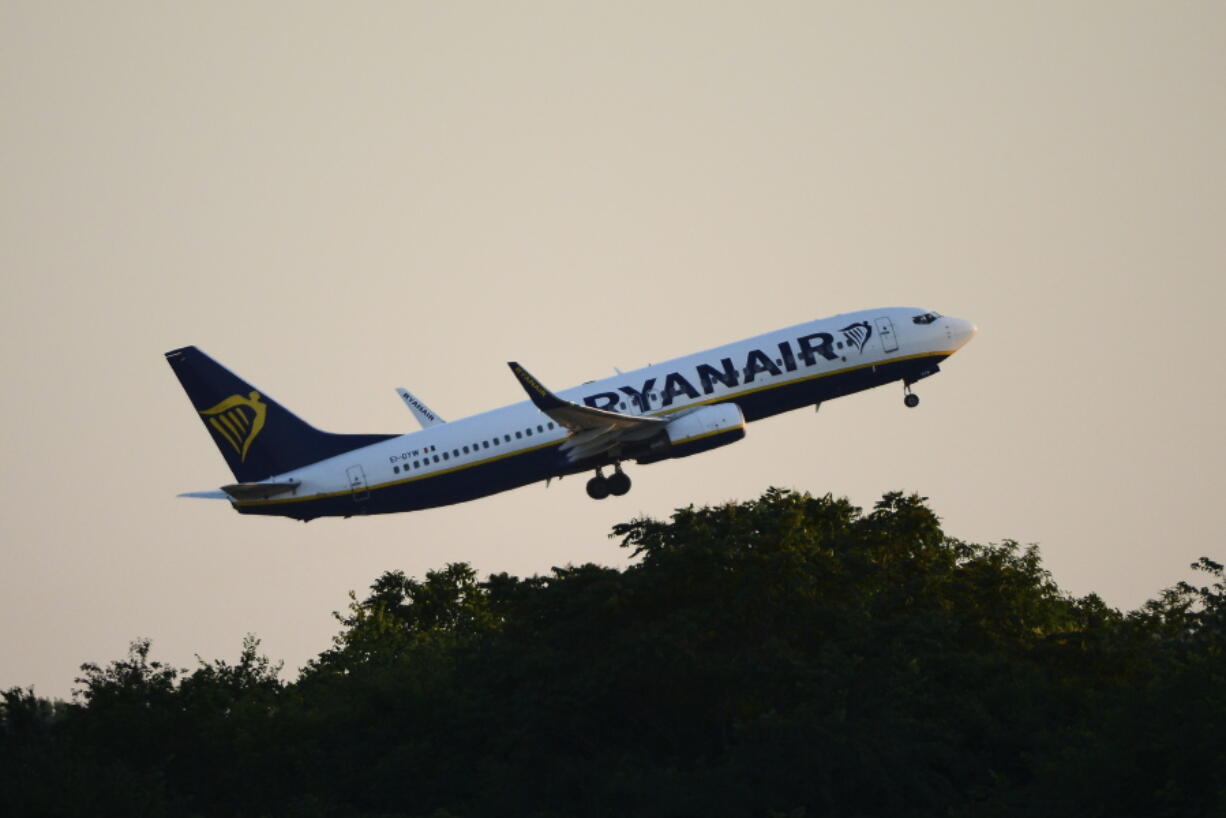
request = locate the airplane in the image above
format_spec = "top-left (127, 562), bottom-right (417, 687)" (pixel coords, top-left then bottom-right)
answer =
top-left (166, 308), bottom-right (976, 521)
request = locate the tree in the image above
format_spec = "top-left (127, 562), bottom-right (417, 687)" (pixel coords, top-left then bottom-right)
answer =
top-left (4, 490), bottom-right (1223, 817)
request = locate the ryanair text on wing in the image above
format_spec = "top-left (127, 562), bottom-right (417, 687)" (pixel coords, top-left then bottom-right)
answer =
top-left (515, 365), bottom-right (549, 398)
top-left (405, 396), bottom-right (436, 422)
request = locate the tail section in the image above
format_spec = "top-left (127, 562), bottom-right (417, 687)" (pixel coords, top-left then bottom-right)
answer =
top-left (165, 346), bottom-right (396, 483)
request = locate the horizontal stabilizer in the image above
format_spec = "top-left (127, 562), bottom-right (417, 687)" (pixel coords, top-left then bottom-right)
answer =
top-left (219, 481), bottom-right (301, 501)
top-left (178, 490), bottom-right (230, 499)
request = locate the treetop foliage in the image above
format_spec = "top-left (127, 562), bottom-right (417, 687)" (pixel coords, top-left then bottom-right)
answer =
top-left (3, 489), bottom-right (1223, 817)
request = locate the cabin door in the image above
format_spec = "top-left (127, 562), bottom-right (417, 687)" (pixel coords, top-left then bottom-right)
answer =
top-left (875, 316), bottom-right (899, 354)
top-left (346, 465), bottom-right (370, 503)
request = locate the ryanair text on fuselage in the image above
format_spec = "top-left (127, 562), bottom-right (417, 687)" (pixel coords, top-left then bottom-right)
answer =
top-left (581, 325), bottom-right (866, 413)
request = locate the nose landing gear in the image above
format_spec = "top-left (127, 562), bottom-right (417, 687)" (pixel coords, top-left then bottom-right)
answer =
top-left (586, 465), bottom-right (632, 499)
top-left (903, 383), bottom-right (920, 408)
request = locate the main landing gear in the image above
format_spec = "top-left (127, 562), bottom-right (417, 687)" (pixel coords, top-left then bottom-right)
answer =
top-left (586, 465), bottom-right (632, 499)
top-left (903, 383), bottom-right (920, 408)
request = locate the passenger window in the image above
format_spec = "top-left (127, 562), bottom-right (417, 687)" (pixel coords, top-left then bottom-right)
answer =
top-left (452, 449), bottom-right (459, 457)
top-left (482, 441), bottom-right (489, 449)
top-left (516, 431), bottom-right (522, 439)
top-left (505, 434), bottom-right (511, 442)
top-left (433, 455), bottom-right (439, 463)
top-left (443, 452), bottom-right (450, 461)
top-left (463, 446), bottom-right (470, 454)
top-left (414, 460), bottom-right (420, 468)
top-left (548, 422), bottom-right (554, 429)
top-left (526, 428), bottom-right (533, 437)
top-left (394, 465), bottom-right (400, 474)
top-left (537, 425), bottom-right (543, 433)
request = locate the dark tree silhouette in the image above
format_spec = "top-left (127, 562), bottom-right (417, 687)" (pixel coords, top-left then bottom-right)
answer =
top-left (2, 490), bottom-right (1222, 817)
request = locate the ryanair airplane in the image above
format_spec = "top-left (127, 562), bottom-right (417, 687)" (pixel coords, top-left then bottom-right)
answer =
top-left (167, 308), bottom-right (976, 521)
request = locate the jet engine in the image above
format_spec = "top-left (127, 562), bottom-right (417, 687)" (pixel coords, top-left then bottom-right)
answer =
top-left (636, 403), bottom-right (746, 464)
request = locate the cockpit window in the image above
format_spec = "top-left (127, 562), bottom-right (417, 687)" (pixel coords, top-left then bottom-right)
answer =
top-left (912, 312), bottom-right (942, 325)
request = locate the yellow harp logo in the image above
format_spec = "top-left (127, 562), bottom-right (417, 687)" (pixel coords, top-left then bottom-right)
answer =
top-left (199, 391), bottom-right (267, 462)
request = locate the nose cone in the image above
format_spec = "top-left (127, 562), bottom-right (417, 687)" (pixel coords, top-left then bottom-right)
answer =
top-left (949, 316), bottom-right (978, 349)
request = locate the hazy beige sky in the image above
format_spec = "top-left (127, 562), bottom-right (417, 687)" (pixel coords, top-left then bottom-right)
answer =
top-left (3, 1), bottom-right (1223, 699)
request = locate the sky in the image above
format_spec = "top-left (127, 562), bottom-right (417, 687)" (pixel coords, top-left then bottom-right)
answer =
top-left (3, 1), bottom-right (1223, 700)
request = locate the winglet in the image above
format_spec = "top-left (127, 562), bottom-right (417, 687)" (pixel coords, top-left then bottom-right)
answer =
top-left (508, 362), bottom-right (567, 411)
top-left (396, 388), bottom-right (446, 428)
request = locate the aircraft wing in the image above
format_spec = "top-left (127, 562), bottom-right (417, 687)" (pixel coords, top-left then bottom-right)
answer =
top-left (508, 362), bottom-right (667, 462)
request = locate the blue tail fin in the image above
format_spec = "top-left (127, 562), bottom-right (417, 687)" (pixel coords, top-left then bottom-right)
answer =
top-left (165, 346), bottom-right (396, 482)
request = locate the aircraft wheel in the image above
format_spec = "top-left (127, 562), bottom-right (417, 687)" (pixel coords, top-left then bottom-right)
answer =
top-left (586, 475), bottom-right (610, 500)
top-left (904, 393), bottom-right (920, 408)
top-left (607, 471), bottom-right (631, 496)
